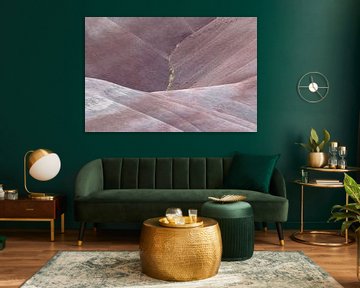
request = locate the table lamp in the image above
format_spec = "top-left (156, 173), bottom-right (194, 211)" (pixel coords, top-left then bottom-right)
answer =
top-left (24, 148), bottom-right (61, 199)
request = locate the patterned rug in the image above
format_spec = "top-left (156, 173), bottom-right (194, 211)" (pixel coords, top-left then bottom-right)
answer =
top-left (21, 251), bottom-right (342, 288)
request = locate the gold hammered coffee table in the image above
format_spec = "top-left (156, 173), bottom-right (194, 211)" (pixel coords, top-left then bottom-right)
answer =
top-left (139, 217), bottom-right (222, 281)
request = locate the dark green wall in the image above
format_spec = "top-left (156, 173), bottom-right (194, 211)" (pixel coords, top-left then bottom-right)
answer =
top-left (1, 0), bottom-right (359, 230)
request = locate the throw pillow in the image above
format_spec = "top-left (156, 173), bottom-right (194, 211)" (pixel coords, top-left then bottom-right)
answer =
top-left (223, 152), bottom-right (280, 193)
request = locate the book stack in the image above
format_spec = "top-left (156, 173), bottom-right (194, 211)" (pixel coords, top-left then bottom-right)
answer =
top-left (314, 179), bottom-right (341, 185)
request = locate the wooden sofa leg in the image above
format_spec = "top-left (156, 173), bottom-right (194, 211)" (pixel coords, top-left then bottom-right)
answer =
top-left (262, 222), bottom-right (268, 232)
top-left (276, 222), bottom-right (285, 246)
top-left (78, 222), bottom-right (86, 246)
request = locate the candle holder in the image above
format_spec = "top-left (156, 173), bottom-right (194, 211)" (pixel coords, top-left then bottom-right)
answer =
top-left (328, 142), bottom-right (338, 169)
top-left (337, 146), bottom-right (347, 169)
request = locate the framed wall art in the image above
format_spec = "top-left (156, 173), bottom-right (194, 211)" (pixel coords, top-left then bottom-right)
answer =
top-left (85, 17), bottom-right (257, 132)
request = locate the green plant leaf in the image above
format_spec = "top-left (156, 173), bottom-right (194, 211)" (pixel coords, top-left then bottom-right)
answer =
top-left (296, 128), bottom-right (330, 153)
top-left (295, 142), bottom-right (312, 152)
top-left (329, 175), bottom-right (360, 232)
top-left (331, 203), bottom-right (360, 215)
top-left (344, 173), bottom-right (360, 204)
top-left (323, 129), bottom-right (330, 144)
top-left (310, 128), bottom-right (319, 144)
top-left (329, 211), bottom-right (357, 221)
top-left (341, 220), bottom-right (358, 234)
top-left (317, 140), bottom-right (325, 152)
top-left (308, 137), bottom-right (318, 152)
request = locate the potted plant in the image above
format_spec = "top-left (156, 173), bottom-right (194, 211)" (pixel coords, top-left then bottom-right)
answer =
top-left (296, 128), bottom-right (330, 167)
top-left (329, 173), bottom-right (360, 233)
top-left (329, 173), bottom-right (360, 279)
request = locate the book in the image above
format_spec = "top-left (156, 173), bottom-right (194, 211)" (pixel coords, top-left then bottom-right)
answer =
top-left (315, 179), bottom-right (341, 184)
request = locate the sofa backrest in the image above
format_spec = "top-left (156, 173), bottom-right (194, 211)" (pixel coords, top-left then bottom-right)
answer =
top-left (102, 157), bottom-right (233, 189)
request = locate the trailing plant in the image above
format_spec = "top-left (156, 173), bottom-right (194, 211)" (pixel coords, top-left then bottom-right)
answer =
top-left (329, 173), bottom-right (360, 233)
top-left (296, 128), bottom-right (330, 152)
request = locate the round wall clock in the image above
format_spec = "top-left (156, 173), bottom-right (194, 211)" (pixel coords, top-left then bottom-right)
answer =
top-left (297, 72), bottom-right (329, 103)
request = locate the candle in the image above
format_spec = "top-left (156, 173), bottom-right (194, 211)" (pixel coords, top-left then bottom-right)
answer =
top-left (330, 142), bottom-right (338, 148)
top-left (338, 146), bottom-right (346, 153)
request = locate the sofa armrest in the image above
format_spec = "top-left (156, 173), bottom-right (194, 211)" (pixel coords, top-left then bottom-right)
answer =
top-left (269, 168), bottom-right (287, 198)
top-left (75, 159), bottom-right (104, 199)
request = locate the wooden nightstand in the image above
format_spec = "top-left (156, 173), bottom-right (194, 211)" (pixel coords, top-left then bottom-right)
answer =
top-left (0, 195), bottom-right (66, 241)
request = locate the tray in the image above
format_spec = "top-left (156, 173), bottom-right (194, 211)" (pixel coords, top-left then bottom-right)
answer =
top-left (208, 194), bottom-right (246, 203)
top-left (159, 216), bottom-right (204, 228)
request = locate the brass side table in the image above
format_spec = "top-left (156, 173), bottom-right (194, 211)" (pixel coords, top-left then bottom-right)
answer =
top-left (291, 166), bottom-right (359, 246)
top-left (139, 217), bottom-right (222, 281)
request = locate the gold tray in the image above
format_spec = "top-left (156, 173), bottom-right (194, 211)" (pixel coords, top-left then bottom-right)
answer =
top-left (159, 216), bottom-right (204, 228)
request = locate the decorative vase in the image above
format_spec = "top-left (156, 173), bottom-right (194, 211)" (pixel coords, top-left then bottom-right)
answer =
top-left (308, 152), bottom-right (328, 168)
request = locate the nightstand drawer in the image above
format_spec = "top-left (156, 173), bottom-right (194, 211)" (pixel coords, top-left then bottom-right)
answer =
top-left (1, 201), bottom-right (55, 218)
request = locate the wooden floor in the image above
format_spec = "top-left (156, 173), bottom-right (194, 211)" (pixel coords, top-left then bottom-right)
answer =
top-left (0, 228), bottom-right (358, 288)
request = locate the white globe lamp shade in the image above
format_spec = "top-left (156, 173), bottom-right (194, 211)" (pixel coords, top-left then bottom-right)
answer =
top-left (28, 150), bottom-right (61, 181)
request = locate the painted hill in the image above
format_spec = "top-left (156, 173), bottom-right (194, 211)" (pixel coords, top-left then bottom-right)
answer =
top-left (86, 77), bottom-right (256, 132)
top-left (85, 17), bottom-right (169, 92)
top-left (85, 17), bottom-right (256, 92)
top-left (169, 17), bottom-right (257, 90)
top-left (107, 17), bottom-right (215, 57)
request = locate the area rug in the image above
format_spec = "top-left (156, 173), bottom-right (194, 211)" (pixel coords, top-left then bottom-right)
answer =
top-left (21, 251), bottom-right (342, 288)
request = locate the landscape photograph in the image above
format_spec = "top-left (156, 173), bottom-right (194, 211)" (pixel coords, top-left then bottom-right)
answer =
top-left (85, 17), bottom-right (257, 132)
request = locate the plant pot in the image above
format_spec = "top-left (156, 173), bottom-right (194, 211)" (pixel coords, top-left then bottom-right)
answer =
top-left (307, 152), bottom-right (328, 168)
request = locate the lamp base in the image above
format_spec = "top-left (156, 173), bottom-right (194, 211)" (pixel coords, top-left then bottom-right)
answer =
top-left (28, 192), bottom-right (55, 200)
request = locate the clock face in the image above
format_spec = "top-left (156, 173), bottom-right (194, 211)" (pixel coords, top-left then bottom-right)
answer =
top-left (297, 72), bottom-right (329, 103)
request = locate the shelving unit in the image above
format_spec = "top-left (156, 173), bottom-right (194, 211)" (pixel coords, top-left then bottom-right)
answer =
top-left (291, 166), bottom-right (359, 246)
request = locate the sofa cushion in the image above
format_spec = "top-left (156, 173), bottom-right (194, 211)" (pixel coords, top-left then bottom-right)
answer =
top-left (223, 153), bottom-right (280, 193)
top-left (75, 188), bottom-right (288, 222)
top-left (101, 157), bottom-right (233, 190)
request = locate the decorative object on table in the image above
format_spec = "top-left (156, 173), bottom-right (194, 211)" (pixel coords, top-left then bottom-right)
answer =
top-left (188, 208), bottom-right (197, 223)
top-left (329, 173), bottom-right (360, 280)
top-left (24, 148), bottom-right (61, 199)
top-left (201, 200), bottom-right (255, 259)
top-left (0, 184), bottom-right (4, 199)
top-left (297, 71), bottom-right (329, 103)
top-left (158, 216), bottom-right (203, 228)
top-left (338, 146), bottom-right (347, 169)
top-left (296, 128), bottom-right (330, 167)
top-left (21, 251), bottom-right (343, 288)
top-left (300, 169), bottom-right (309, 183)
top-left (0, 235), bottom-right (5, 250)
top-left (165, 207), bottom-right (182, 224)
top-left (328, 141), bottom-right (338, 169)
top-left (140, 217), bottom-right (221, 281)
top-left (4, 189), bottom-right (18, 200)
top-left (208, 194), bottom-right (246, 203)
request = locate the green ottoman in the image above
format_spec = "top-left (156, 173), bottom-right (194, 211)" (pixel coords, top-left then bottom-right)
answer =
top-left (201, 201), bottom-right (254, 261)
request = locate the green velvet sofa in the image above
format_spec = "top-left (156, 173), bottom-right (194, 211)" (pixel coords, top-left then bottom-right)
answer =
top-left (74, 157), bottom-right (288, 245)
